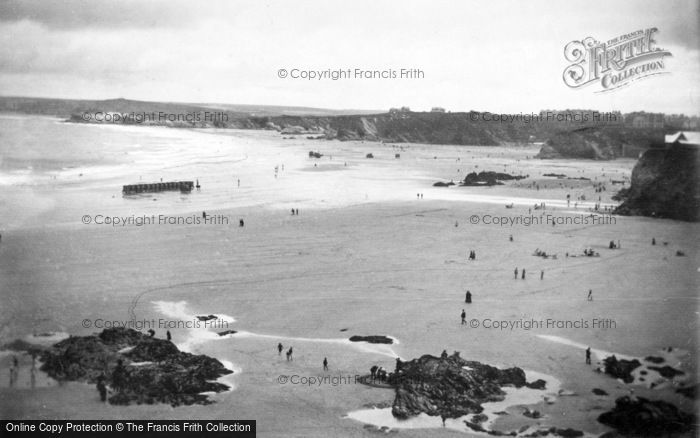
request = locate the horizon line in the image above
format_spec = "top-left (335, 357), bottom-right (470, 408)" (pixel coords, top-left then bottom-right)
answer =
top-left (0, 94), bottom-right (699, 118)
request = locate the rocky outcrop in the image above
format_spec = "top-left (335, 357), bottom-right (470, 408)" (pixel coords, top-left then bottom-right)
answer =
top-left (390, 352), bottom-right (536, 420)
top-left (536, 127), bottom-right (663, 160)
top-left (460, 171), bottom-right (527, 186)
top-left (40, 328), bottom-right (232, 406)
top-left (614, 146), bottom-right (700, 221)
top-left (602, 355), bottom-right (641, 383)
top-left (597, 396), bottom-right (697, 436)
top-left (676, 384), bottom-right (697, 399)
top-left (349, 335), bottom-right (393, 344)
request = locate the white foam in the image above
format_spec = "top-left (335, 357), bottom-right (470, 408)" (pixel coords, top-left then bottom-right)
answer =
top-left (22, 332), bottom-right (70, 346)
top-left (536, 334), bottom-right (632, 361)
top-left (233, 331), bottom-right (400, 358)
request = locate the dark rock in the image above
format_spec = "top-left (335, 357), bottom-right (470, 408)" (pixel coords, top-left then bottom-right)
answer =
top-left (614, 146), bottom-right (700, 222)
top-left (349, 335), bottom-right (393, 344)
top-left (125, 337), bottom-right (179, 362)
top-left (592, 388), bottom-right (608, 396)
top-left (196, 315), bottom-right (218, 322)
top-left (99, 327), bottom-right (144, 349)
top-left (308, 151), bottom-right (323, 158)
top-left (644, 356), bottom-right (665, 364)
top-left (523, 408), bottom-right (541, 419)
top-left (366, 153), bottom-right (374, 158)
top-left (433, 181), bottom-right (456, 187)
top-left (603, 355), bottom-right (641, 383)
top-left (598, 396), bottom-right (697, 436)
top-left (40, 328), bottom-right (232, 406)
top-left (471, 413), bottom-right (488, 424)
top-left (464, 421), bottom-right (487, 433)
top-left (537, 127), bottom-right (661, 160)
top-left (553, 428), bottom-right (584, 437)
top-left (526, 379), bottom-right (547, 390)
top-left (648, 365), bottom-right (684, 378)
top-left (676, 384), bottom-right (698, 399)
top-left (460, 171), bottom-right (527, 187)
top-left (217, 330), bottom-right (237, 336)
top-left (390, 353), bottom-right (527, 420)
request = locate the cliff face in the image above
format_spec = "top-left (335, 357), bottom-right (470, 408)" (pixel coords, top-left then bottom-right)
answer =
top-left (250, 112), bottom-right (538, 145)
top-left (1, 97), bottom-right (667, 157)
top-left (615, 145), bottom-right (700, 221)
top-left (536, 127), bottom-right (664, 160)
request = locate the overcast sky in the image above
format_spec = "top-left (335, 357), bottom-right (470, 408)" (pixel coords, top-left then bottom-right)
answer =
top-left (1, 0), bottom-right (698, 114)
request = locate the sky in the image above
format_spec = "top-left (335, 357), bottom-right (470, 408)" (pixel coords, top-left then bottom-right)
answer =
top-left (0, 0), bottom-right (698, 114)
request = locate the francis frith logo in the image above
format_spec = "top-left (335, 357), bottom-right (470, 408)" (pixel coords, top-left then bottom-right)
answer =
top-left (563, 28), bottom-right (672, 92)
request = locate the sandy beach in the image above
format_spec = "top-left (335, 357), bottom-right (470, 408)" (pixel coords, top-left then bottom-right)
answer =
top-left (0, 116), bottom-right (698, 437)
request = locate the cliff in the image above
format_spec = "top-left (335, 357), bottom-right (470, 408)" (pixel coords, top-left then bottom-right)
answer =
top-left (0, 97), bottom-right (668, 157)
top-left (614, 145), bottom-right (700, 221)
top-left (536, 127), bottom-right (664, 160)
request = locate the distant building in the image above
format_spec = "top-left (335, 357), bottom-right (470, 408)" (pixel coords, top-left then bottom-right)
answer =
top-left (664, 131), bottom-right (700, 148)
top-left (629, 112), bottom-right (664, 129)
top-left (431, 107), bottom-right (446, 113)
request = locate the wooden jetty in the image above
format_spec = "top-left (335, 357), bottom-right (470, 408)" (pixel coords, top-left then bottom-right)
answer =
top-left (122, 181), bottom-right (194, 194)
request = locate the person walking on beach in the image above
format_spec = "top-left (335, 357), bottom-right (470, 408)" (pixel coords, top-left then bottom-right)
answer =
top-left (323, 357), bottom-right (328, 371)
top-left (278, 343), bottom-right (284, 356)
top-left (522, 268), bottom-right (526, 280)
top-left (585, 347), bottom-right (591, 365)
top-left (166, 331), bottom-right (172, 342)
top-left (96, 374), bottom-right (107, 402)
top-left (286, 347), bottom-right (293, 361)
top-left (465, 291), bottom-right (472, 303)
top-left (587, 289), bottom-right (593, 301)
top-left (30, 362), bottom-right (36, 389)
top-left (514, 268), bottom-right (518, 279)
top-left (112, 359), bottom-right (126, 393)
top-left (540, 270), bottom-right (544, 280)
top-left (461, 309), bottom-right (466, 325)
top-left (9, 357), bottom-right (17, 387)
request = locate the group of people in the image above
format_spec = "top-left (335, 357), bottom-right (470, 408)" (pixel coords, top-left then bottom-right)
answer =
top-left (290, 208), bottom-right (300, 215)
top-left (277, 343), bottom-right (329, 370)
top-left (369, 365), bottom-right (388, 382)
top-left (277, 343), bottom-right (294, 361)
top-left (467, 250), bottom-right (476, 260)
